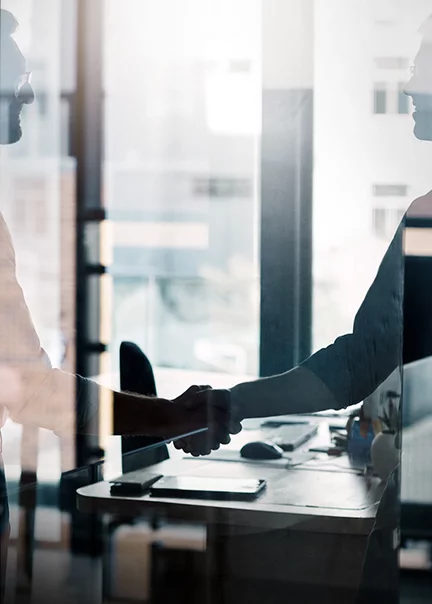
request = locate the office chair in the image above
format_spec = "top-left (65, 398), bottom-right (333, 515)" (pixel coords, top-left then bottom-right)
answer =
top-left (103, 342), bottom-right (205, 603)
top-left (119, 341), bottom-right (169, 473)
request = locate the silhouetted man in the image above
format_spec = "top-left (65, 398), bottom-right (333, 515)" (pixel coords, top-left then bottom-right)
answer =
top-left (184, 14), bottom-right (432, 461)
top-left (179, 12), bottom-right (432, 604)
top-left (0, 8), bottom-right (232, 599)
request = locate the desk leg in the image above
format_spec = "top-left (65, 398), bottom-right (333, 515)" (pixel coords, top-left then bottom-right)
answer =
top-left (205, 524), bottom-right (228, 604)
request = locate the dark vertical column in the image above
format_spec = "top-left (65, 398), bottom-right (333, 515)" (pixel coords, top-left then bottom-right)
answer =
top-left (70, 0), bottom-right (106, 557)
top-left (75, 0), bottom-right (106, 468)
top-left (259, 0), bottom-right (314, 376)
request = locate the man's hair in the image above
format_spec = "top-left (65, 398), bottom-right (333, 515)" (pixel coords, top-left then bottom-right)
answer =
top-left (0, 9), bottom-right (19, 36)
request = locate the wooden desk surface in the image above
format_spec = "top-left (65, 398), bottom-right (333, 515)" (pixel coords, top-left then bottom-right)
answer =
top-left (77, 453), bottom-right (382, 535)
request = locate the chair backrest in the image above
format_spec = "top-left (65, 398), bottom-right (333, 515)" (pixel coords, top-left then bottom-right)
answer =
top-left (119, 342), bottom-right (169, 473)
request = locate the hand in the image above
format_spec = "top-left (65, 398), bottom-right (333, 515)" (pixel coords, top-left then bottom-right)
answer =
top-left (173, 387), bottom-right (242, 456)
top-left (169, 386), bottom-right (231, 456)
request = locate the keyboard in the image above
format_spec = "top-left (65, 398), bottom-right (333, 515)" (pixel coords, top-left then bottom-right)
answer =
top-left (263, 423), bottom-right (318, 451)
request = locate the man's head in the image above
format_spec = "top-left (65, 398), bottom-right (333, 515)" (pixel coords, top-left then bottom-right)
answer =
top-left (0, 9), bottom-right (34, 145)
top-left (404, 14), bottom-right (432, 141)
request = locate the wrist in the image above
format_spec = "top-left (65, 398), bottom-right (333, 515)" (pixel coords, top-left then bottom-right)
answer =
top-left (159, 398), bottom-right (205, 441)
top-left (228, 388), bottom-right (244, 424)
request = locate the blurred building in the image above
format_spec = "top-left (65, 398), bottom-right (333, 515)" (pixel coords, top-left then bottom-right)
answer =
top-left (313, 0), bottom-right (432, 350)
top-left (2, 0), bottom-right (432, 378)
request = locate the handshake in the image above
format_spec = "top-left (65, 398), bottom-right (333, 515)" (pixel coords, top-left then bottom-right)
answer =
top-left (169, 385), bottom-right (243, 457)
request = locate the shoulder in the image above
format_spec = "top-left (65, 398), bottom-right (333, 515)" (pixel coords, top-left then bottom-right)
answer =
top-left (406, 190), bottom-right (432, 219)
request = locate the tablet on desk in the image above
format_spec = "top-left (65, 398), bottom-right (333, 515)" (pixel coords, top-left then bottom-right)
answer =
top-left (149, 476), bottom-right (266, 501)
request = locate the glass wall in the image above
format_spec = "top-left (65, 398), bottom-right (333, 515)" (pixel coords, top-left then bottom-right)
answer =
top-left (104, 0), bottom-right (261, 393)
top-left (0, 0), bottom-right (76, 481)
top-left (312, 0), bottom-right (432, 351)
top-left (1, 1), bottom-right (432, 603)
top-left (0, 0), bottom-right (78, 599)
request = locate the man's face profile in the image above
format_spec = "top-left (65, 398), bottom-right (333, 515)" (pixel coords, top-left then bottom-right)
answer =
top-left (2, 10), bottom-right (432, 146)
top-left (405, 26), bottom-right (432, 142)
top-left (0, 9), bottom-right (34, 145)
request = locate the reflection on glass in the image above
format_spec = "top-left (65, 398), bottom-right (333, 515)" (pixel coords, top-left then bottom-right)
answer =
top-left (105, 0), bottom-right (261, 384)
top-left (313, 0), bottom-right (432, 352)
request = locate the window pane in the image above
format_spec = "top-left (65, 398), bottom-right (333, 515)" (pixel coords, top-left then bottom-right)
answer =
top-left (398, 82), bottom-right (410, 114)
top-left (374, 86), bottom-right (387, 114)
top-left (313, 0), bottom-right (430, 352)
top-left (104, 0), bottom-right (261, 391)
top-left (373, 184), bottom-right (408, 197)
top-left (0, 0), bottom-right (76, 482)
top-left (375, 57), bottom-right (410, 69)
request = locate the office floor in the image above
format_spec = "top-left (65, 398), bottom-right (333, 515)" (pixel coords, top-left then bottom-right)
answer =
top-left (4, 506), bottom-right (432, 604)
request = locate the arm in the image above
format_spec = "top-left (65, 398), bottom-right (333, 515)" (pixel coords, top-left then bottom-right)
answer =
top-left (0, 214), bottom-right (210, 439)
top-left (230, 223), bottom-right (405, 419)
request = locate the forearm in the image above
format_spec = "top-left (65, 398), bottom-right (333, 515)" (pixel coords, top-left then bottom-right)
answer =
top-left (112, 389), bottom-right (197, 439)
top-left (230, 365), bottom-right (339, 420)
top-left (8, 369), bottom-right (202, 440)
top-left (113, 390), bottom-right (162, 435)
top-left (76, 378), bottom-right (204, 438)
top-left (234, 223), bottom-right (404, 418)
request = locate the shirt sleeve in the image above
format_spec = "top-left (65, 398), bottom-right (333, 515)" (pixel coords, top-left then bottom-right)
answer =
top-left (0, 212), bottom-right (99, 434)
top-left (302, 221), bottom-right (405, 408)
top-left (230, 222), bottom-right (405, 419)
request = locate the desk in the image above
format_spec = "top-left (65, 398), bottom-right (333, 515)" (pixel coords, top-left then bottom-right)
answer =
top-left (77, 421), bottom-right (383, 604)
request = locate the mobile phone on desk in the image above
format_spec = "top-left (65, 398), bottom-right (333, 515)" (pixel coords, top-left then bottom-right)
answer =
top-left (110, 473), bottom-right (163, 496)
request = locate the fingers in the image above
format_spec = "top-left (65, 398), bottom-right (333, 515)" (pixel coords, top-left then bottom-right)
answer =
top-left (217, 432), bottom-right (231, 446)
top-left (171, 387), bottom-right (241, 457)
top-left (228, 420), bottom-right (242, 435)
top-left (175, 428), bottom-right (227, 457)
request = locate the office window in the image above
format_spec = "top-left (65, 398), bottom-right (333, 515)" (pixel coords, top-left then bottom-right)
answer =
top-left (313, 0), bottom-right (427, 355)
top-left (229, 59), bottom-right (252, 73)
top-left (373, 208), bottom-right (405, 239)
top-left (105, 0), bottom-right (261, 383)
top-left (374, 57), bottom-right (410, 70)
top-left (373, 184), bottom-right (408, 197)
top-left (31, 61), bottom-right (48, 116)
top-left (0, 0), bottom-right (76, 495)
top-left (193, 177), bottom-right (253, 199)
top-left (204, 63), bottom-right (261, 135)
top-left (398, 82), bottom-right (410, 114)
top-left (373, 81), bottom-right (411, 115)
top-left (374, 83), bottom-right (387, 114)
